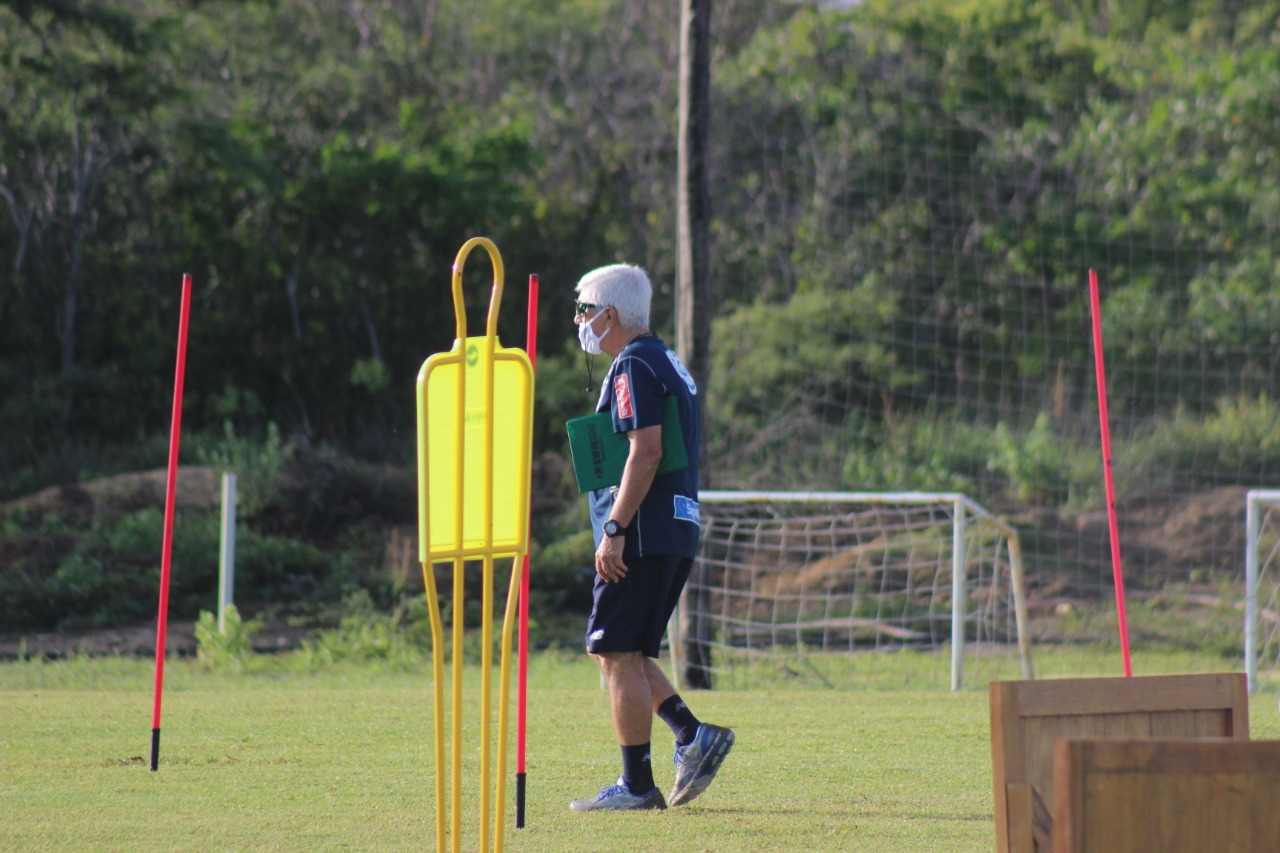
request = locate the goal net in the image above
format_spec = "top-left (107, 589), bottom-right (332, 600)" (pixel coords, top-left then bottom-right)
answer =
top-left (673, 491), bottom-right (1032, 691)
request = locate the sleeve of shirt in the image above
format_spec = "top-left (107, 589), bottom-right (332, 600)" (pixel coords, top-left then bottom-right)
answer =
top-left (609, 353), bottom-right (665, 433)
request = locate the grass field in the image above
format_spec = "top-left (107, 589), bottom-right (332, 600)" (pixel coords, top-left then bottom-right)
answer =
top-left (2, 646), bottom-right (1276, 852)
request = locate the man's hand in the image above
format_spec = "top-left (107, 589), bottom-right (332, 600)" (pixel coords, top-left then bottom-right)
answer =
top-left (594, 423), bottom-right (660, 583)
top-left (595, 534), bottom-right (628, 582)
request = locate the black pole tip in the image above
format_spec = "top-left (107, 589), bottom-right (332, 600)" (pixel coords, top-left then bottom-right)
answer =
top-left (516, 773), bottom-right (526, 828)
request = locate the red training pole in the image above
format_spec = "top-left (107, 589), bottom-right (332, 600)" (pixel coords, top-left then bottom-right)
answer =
top-left (517, 274), bottom-right (537, 828)
top-left (151, 273), bottom-right (192, 770)
top-left (1088, 269), bottom-right (1133, 677)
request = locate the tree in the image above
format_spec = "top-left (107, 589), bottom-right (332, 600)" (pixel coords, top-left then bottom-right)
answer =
top-left (0, 2), bottom-right (181, 459)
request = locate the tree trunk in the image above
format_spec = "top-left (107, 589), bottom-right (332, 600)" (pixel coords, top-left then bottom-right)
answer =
top-left (676, 0), bottom-right (715, 691)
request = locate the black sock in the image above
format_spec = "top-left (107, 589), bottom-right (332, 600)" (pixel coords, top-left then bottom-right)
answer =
top-left (621, 743), bottom-right (655, 794)
top-left (657, 694), bottom-right (702, 746)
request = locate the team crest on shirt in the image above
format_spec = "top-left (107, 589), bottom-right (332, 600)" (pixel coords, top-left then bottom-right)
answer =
top-left (614, 374), bottom-right (634, 418)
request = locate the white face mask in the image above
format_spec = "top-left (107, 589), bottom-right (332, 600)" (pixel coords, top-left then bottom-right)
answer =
top-left (577, 308), bottom-right (610, 355)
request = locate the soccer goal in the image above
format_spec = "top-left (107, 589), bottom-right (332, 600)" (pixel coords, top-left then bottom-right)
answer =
top-left (672, 491), bottom-right (1033, 691)
top-left (1244, 489), bottom-right (1280, 692)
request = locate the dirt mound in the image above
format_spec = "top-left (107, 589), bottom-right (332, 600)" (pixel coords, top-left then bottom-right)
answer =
top-left (1011, 486), bottom-right (1249, 586)
top-left (1129, 486), bottom-right (1248, 574)
top-left (5, 467), bottom-right (224, 521)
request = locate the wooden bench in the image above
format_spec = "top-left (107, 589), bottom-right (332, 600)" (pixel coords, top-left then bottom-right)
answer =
top-left (1052, 738), bottom-right (1280, 852)
top-left (989, 673), bottom-right (1249, 853)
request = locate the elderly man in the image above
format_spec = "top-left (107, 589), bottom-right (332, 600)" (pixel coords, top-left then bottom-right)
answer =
top-left (567, 263), bottom-right (734, 812)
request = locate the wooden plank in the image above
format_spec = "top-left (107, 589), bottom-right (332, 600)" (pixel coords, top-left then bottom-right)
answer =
top-left (1052, 739), bottom-right (1280, 853)
top-left (1002, 783), bottom-right (1053, 853)
top-left (1005, 784), bottom-right (1034, 853)
top-left (1149, 707), bottom-right (1233, 737)
top-left (990, 682), bottom-right (1024, 853)
top-left (1249, 779), bottom-right (1280, 853)
top-left (1011, 673), bottom-right (1246, 717)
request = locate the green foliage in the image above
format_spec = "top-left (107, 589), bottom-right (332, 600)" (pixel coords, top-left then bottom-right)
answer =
top-left (195, 421), bottom-right (295, 516)
top-left (990, 412), bottom-right (1072, 505)
top-left (294, 590), bottom-right (425, 671)
top-left (710, 286), bottom-right (905, 425)
top-left (1, 0), bottom-right (1276, 467)
top-left (0, 505), bottom-right (213, 632)
top-left (194, 605), bottom-right (261, 672)
top-left (1118, 394), bottom-right (1280, 493)
top-left (0, 0), bottom-right (563, 468)
top-left (348, 357), bottom-right (389, 394)
top-left (527, 526), bottom-right (596, 642)
top-left (841, 416), bottom-right (986, 494)
top-left (0, 455), bottom-right (356, 633)
top-left (705, 284), bottom-right (910, 488)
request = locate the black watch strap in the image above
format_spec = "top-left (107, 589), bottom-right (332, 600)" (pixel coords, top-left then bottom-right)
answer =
top-left (603, 519), bottom-right (628, 537)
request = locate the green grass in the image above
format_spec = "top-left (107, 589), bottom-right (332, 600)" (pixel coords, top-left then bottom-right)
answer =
top-left (2, 647), bottom-right (1277, 852)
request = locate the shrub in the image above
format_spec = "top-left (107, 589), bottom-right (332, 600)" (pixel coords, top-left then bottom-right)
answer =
top-left (293, 590), bottom-right (424, 671)
top-left (989, 413), bottom-right (1071, 506)
top-left (194, 605), bottom-right (261, 672)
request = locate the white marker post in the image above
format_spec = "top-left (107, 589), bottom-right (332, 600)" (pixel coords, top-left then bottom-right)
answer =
top-left (218, 472), bottom-right (237, 632)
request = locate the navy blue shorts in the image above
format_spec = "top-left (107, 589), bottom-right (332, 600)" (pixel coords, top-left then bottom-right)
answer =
top-left (585, 555), bottom-right (693, 658)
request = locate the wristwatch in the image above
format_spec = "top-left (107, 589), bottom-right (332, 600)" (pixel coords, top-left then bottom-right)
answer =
top-left (602, 519), bottom-right (628, 538)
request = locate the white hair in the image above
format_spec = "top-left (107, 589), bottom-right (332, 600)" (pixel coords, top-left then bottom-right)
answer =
top-left (575, 263), bottom-right (651, 328)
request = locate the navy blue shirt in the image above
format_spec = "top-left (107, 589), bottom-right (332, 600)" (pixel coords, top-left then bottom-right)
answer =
top-left (588, 334), bottom-right (701, 559)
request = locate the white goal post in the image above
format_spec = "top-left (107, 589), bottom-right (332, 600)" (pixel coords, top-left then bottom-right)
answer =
top-left (1244, 489), bottom-right (1280, 692)
top-left (673, 491), bottom-right (1033, 691)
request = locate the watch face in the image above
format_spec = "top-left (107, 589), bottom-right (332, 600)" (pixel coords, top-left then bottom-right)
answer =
top-left (604, 520), bottom-right (621, 536)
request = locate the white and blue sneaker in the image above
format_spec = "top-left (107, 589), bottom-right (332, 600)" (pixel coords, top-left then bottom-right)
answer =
top-left (569, 777), bottom-right (667, 811)
top-left (668, 723), bottom-right (735, 806)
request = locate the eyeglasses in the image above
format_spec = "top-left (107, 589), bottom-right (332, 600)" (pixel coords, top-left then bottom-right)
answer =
top-left (574, 301), bottom-right (601, 317)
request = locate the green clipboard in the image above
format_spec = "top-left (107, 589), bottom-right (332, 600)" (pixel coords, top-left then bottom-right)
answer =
top-left (566, 396), bottom-right (689, 493)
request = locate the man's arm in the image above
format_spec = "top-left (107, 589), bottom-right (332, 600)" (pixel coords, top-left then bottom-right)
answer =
top-left (593, 424), bottom-right (663, 582)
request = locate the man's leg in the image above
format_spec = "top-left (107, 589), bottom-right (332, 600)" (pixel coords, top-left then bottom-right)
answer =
top-left (569, 651), bottom-right (666, 811)
top-left (598, 651), bottom-right (654, 748)
top-left (646, 658), bottom-right (702, 745)
top-left (643, 658), bottom-right (736, 808)
top-left (597, 651), bottom-right (658, 797)
top-left (644, 657), bottom-right (678, 711)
